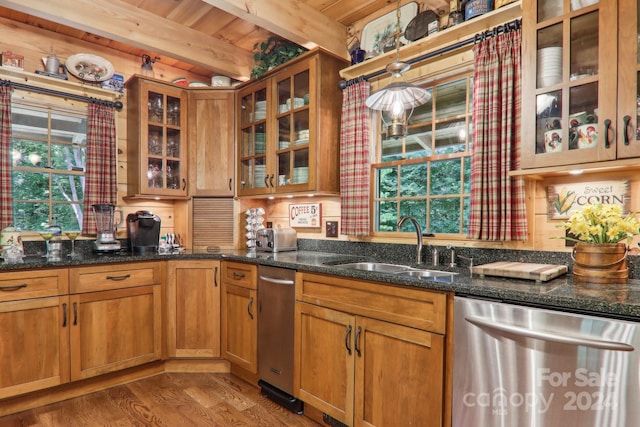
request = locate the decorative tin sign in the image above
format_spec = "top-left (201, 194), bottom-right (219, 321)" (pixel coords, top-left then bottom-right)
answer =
top-left (289, 203), bottom-right (321, 228)
top-left (547, 180), bottom-right (630, 219)
top-left (464, 0), bottom-right (494, 20)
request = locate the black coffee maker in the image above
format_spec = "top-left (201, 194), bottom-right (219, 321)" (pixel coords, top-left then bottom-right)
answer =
top-left (126, 210), bottom-right (161, 254)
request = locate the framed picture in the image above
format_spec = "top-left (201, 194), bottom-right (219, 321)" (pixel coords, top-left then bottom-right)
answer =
top-left (101, 73), bottom-right (124, 93)
top-left (1, 51), bottom-right (24, 70)
top-left (360, 2), bottom-right (418, 56)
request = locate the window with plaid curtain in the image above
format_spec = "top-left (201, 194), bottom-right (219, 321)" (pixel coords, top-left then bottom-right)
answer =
top-left (468, 28), bottom-right (528, 241)
top-left (82, 102), bottom-right (118, 235)
top-left (340, 80), bottom-right (371, 236)
top-left (0, 85), bottom-right (14, 229)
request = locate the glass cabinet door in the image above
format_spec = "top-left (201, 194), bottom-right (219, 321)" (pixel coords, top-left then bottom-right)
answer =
top-left (276, 69), bottom-right (310, 188)
top-left (144, 89), bottom-right (184, 193)
top-left (239, 85), bottom-right (269, 192)
top-left (522, 0), bottom-right (618, 168)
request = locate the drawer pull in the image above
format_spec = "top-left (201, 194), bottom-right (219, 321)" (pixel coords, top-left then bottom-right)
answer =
top-left (214, 266), bottom-right (219, 287)
top-left (106, 274), bottom-right (131, 281)
top-left (62, 303), bottom-right (68, 327)
top-left (73, 302), bottom-right (78, 326)
top-left (604, 119), bottom-right (612, 148)
top-left (0, 283), bottom-right (27, 291)
top-left (345, 325), bottom-right (353, 355)
top-left (233, 272), bottom-right (246, 279)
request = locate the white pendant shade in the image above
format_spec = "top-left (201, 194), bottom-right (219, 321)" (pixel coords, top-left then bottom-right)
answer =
top-left (365, 81), bottom-right (431, 111)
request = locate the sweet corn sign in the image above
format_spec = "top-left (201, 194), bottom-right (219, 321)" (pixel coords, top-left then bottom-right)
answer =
top-left (547, 180), bottom-right (630, 219)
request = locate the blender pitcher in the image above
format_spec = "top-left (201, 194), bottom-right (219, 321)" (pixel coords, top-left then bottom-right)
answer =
top-left (92, 204), bottom-right (124, 251)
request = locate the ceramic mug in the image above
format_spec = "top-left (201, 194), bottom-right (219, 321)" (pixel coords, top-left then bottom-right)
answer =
top-left (571, 124), bottom-right (598, 149)
top-left (544, 130), bottom-right (562, 153)
top-left (569, 111), bottom-right (587, 128)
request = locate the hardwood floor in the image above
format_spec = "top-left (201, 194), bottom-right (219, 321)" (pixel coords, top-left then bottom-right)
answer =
top-left (0, 373), bottom-right (322, 426)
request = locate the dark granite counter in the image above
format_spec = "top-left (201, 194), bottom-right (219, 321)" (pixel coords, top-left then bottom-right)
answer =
top-left (3, 245), bottom-right (639, 320)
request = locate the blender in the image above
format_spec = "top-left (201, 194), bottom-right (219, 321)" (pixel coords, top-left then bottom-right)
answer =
top-left (92, 204), bottom-right (124, 252)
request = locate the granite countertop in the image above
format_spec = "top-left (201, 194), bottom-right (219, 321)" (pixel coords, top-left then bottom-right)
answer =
top-left (3, 248), bottom-right (639, 319)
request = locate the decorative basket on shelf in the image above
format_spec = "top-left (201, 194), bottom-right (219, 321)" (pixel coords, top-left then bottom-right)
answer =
top-left (560, 203), bottom-right (640, 284)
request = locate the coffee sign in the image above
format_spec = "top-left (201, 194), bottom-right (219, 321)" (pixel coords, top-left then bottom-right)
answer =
top-left (547, 180), bottom-right (630, 219)
top-left (289, 203), bottom-right (322, 228)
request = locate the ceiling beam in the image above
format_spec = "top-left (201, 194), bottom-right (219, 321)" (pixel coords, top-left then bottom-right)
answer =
top-left (0, 0), bottom-right (253, 79)
top-left (202, 0), bottom-right (349, 60)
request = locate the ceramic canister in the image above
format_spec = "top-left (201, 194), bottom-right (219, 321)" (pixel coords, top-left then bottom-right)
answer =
top-left (0, 226), bottom-right (23, 250)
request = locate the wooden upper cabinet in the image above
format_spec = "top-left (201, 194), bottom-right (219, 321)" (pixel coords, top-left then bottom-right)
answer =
top-left (188, 90), bottom-right (235, 196)
top-left (520, 0), bottom-right (640, 169)
top-left (236, 49), bottom-right (348, 197)
top-left (126, 75), bottom-right (189, 198)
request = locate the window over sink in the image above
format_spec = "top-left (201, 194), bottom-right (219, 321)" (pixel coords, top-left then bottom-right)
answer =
top-left (373, 73), bottom-right (473, 235)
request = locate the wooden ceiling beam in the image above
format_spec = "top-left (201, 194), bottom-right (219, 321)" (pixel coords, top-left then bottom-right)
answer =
top-left (0, 0), bottom-right (253, 79)
top-left (202, 0), bottom-right (349, 60)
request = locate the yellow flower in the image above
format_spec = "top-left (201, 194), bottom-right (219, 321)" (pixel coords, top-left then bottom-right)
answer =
top-left (560, 203), bottom-right (640, 244)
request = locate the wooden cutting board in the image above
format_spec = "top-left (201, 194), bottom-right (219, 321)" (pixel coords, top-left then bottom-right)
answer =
top-left (473, 262), bottom-right (568, 282)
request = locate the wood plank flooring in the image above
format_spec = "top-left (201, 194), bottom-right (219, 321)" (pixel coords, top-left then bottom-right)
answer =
top-left (0, 373), bottom-right (322, 426)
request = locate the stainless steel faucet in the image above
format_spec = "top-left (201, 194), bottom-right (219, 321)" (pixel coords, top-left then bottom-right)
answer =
top-left (397, 216), bottom-right (423, 264)
top-left (447, 245), bottom-right (457, 267)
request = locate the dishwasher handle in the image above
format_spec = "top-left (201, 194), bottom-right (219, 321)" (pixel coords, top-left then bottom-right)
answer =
top-left (465, 315), bottom-right (635, 352)
top-left (259, 275), bottom-right (295, 286)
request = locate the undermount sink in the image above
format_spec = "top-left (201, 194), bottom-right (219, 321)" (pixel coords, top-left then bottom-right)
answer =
top-left (395, 270), bottom-right (459, 279)
top-left (332, 262), bottom-right (416, 273)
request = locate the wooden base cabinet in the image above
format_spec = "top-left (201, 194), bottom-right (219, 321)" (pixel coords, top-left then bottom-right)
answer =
top-left (0, 296), bottom-right (70, 399)
top-left (166, 260), bottom-right (221, 358)
top-left (221, 261), bottom-right (258, 373)
top-left (295, 272), bottom-right (448, 427)
top-left (0, 269), bottom-right (69, 399)
top-left (69, 263), bottom-right (162, 381)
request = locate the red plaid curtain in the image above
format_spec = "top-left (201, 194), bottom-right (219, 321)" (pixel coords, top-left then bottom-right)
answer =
top-left (82, 103), bottom-right (117, 234)
top-left (468, 28), bottom-right (528, 241)
top-left (340, 81), bottom-right (371, 236)
top-left (0, 85), bottom-right (13, 229)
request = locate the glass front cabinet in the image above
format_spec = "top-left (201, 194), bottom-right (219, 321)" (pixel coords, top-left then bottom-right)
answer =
top-left (521, 0), bottom-right (640, 169)
top-left (236, 49), bottom-right (347, 197)
top-left (126, 76), bottom-right (188, 198)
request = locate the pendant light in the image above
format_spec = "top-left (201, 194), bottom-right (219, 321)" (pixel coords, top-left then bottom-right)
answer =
top-left (365, 0), bottom-right (431, 138)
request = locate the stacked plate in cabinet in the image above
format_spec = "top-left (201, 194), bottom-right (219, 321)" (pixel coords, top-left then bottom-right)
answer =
top-left (295, 129), bottom-right (309, 145)
top-left (254, 100), bottom-right (267, 121)
top-left (255, 133), bottom-right (266, 153)
top-left (254, 164), bottom-right (266, 187)
top-left (293, 166), bottom-right (309, 184)
top-left (537, 47), bottom-right (562, 87)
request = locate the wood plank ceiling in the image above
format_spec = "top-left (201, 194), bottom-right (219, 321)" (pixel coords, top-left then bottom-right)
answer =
top-left (0, 0), bottom-right (450, 81)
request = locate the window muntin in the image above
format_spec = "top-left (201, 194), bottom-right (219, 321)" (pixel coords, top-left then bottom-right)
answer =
top-left (11, 103), bottom-right (87, 232)
top-left (373, 75), bottom-right (473, 235)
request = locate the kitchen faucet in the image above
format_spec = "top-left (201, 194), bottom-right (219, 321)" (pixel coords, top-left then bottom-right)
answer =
top-left (397, 216), bottom-right (423, 264)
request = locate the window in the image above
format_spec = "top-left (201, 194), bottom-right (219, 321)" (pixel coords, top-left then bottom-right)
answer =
top-left (373, 74), bottom-right (473, 235)
top-left (11, 102), bottom-right (87, 232)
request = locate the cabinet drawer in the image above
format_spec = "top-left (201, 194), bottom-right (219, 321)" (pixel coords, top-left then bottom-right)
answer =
top-left (0, 269), bottom-right (68, 302)
top-left (296, 272), bottom-right (448, 334)
top-left (70, 262), bottom-right (161, 293)
top-left (221, 261), bottom-right (257, 289)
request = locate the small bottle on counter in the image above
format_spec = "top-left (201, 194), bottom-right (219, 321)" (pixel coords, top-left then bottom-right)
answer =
top-left (47, 217), bottom-right (62, 261)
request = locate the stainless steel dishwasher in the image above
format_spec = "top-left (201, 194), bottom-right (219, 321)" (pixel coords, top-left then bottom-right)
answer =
top-left (257, 265), bottom-right (303, 414)
top-left (453, 296), bottom-right (640, 427)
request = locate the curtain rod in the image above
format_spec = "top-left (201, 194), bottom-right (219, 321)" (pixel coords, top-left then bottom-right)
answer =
top-left (340, 18), bottom-right (522, 89)
top-left (0, 79), bottom-right (123, 110)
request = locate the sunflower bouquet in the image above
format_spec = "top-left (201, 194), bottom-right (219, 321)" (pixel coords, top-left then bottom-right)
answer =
top-left (561, 203), bottom-right (640, 245)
